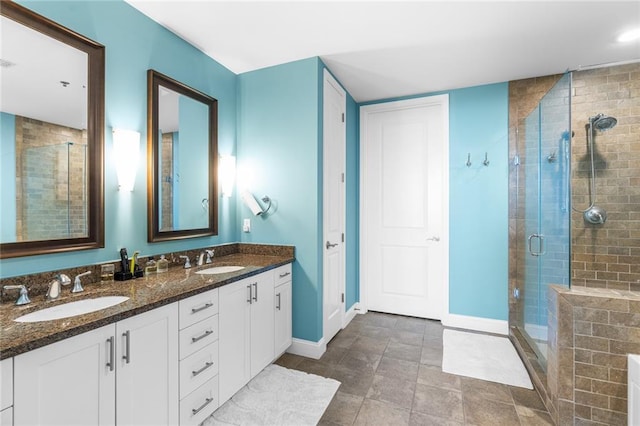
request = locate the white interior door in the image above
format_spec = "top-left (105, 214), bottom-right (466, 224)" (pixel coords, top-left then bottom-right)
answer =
top-left (323, 69), bottom-right (346, 343)
top-left (630, 354), bottom-right (640, 426)
top-left (360, 95), bottom-right (448, 320)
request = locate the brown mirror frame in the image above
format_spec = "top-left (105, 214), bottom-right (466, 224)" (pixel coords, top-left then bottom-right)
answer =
top-left (147, 70), bottom-right (218, 242)
top-left (0, 1), bottom-right (105, 259)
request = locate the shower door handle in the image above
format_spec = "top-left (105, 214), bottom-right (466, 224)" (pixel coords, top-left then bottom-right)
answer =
top-left (528, 234), bottom-right (545, 256)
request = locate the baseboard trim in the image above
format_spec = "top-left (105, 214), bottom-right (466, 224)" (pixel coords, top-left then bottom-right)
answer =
top-left (343, 303), bottom-right (359, 327)
top-left (286, 337), bottom-right (326, 360)
top-left (442, 314), bottom-right (508, 335)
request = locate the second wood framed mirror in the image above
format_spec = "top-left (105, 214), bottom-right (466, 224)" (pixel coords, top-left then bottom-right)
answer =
top-left (147, 70), bottom-right (218, 242)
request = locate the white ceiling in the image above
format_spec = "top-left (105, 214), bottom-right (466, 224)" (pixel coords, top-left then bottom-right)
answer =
top-left (126, 1), bottom-right (640, 102)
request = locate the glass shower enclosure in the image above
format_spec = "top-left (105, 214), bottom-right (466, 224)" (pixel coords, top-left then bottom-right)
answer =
top-left (515, 73), bottom-right (571, 369)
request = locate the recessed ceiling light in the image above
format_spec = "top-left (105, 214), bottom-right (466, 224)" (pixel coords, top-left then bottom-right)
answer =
top-left (618, 28), bottom-right (640, 43)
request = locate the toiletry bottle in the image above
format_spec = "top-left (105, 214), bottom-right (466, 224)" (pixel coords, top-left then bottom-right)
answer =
top-left (145, 257), bottom-right (157, 274)
top-left (157, 255), bottom-right (169, 273)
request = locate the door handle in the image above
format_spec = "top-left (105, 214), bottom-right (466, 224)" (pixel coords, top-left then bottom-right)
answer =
top-left (326, 241), bottom-right (338, 250)
top-left (252, 282), bottom-right (258, 302)
top-left (528, 234), bottom-right (546, 256)
top-left (426, 236), bottom-right (440, 242)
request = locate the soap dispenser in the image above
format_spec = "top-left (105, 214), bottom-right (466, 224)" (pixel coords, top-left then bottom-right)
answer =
top-left (157, 255), bottom-right (169, 273)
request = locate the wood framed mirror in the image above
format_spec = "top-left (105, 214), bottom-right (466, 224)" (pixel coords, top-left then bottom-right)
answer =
top-left (0, 2), bottom-right (105, 258)
top-left (147, 70), bottom-right (218, 242)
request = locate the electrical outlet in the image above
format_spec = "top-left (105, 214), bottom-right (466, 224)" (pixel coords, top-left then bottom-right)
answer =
top-left (243, 218), bottom-right (251, 233)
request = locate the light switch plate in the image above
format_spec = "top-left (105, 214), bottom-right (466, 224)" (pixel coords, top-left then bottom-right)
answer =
top-left (243, 218), bottom-right (251, 233)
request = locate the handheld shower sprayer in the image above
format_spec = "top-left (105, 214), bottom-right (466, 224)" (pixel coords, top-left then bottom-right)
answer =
top-left (573, 113), bottom-right (617, 224)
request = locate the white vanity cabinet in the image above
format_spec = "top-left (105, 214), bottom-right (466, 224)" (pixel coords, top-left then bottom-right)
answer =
top-left (0, 358), bottom-right (13, 426)
top-left (14, 324), bottom-right (116, 425)
top-left (274, 264), bottom-right (293, 357)
top-left (13, 303), bottom-right (178, 426)
top-left (219, 270), bottom-right (275, 404)
top-left (178, 288), bottom-right (220, 426)
top-left (116, 303), bottom-right (179, 426)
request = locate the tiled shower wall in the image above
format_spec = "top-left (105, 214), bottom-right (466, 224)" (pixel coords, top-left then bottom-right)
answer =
top-left (571, 64), bottom-right (640, 292)
top-left (509, 62), bottom-right (640, 425)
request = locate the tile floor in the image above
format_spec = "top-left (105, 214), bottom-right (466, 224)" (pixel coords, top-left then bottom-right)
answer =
top-left (275, 312), bottom-right (554, 425)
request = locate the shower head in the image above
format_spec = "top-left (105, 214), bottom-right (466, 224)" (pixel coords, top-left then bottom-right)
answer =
top-left (590, 113), bottom-right (617, 131)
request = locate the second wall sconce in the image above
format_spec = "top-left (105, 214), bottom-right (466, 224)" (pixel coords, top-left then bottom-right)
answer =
top-left (113, 128), bottom-right (140, 191)
top-left (241, 190), bottom-right (273, 216)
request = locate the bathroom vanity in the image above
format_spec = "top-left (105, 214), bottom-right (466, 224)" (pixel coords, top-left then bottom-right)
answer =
top-left (0, 249), bottom-right (293, 425)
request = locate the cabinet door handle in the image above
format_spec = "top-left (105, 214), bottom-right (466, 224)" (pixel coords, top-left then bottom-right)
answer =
top-left (192, 397), bottom-right (214, 416)
top-left (191, 329), bottom-right (214, 343)
top-left (192, 361), bottom-right (214, 377)
top-left (279, 271), bottom-right (291, 278)
top-left (247, 284), bottom-right (252, 304)
top-left (276, 293), bottom-right (281, 310)
top-left (106, 336), bottom-right (115, 371)
top-left (252, 282), bottom-right (258, 302)
top-left (191, 302), bottom-right (213, 314)
top-left (122, 330), bottom-right (130, 364)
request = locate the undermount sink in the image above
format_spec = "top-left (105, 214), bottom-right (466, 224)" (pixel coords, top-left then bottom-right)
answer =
top-left (14, 296), bottom-right (129, 323)
top-left (195, 265), bottom-right (245, 275)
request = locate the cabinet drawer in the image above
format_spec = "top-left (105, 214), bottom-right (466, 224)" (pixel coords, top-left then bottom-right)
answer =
top-left (179, 288), bottom-right (219, 330)
top-left (0, 358), bottom-right (12, 411)
top-left (180, 315), bottom-right (218, 360)
top-left (274, 263), bottom-right (292, 287)
top-left (180, 341), bottom-right (218, 399)
top-left (179, 376), bottom-right (218, 426)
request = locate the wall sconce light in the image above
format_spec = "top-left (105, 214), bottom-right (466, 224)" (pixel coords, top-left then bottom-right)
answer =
top-left (112, 128), bottom-right (140, 191)
top-left (241, 190), bottom-right (273, 216)
top-left (219, 155), bottom-right (236, 197)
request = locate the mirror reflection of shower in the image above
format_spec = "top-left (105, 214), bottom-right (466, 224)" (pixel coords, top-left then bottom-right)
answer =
top-left (573, 113), bottom-right (617, 224)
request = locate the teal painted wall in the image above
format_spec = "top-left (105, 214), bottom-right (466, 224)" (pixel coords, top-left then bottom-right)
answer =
top-left (361, 83), bottom-right (509, 321)
top-left (237, 58), bottom-right (323, 342)
top-left (448, 84), bottom-right (509, 320)
top-left (3, 1), bottom-right (237, 277)
top-left (0, 113), bottom-right (17, 242)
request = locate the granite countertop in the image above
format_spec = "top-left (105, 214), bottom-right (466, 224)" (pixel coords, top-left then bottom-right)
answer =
top-left (0, 252), bottom-right (294, 360)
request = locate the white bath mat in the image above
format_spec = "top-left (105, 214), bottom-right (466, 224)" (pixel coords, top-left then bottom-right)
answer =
top-left (442, 329), bottom-right (533, 389)
top-left (203, 364), bottom-right (340, 426)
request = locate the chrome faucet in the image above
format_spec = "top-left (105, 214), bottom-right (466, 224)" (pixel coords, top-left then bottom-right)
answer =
top-left (3, 285), bottom-right (31, 305)
top-left (46, 274), bottom-right (71, 301)
top-left (205, 249), bottom-right (214, 264)
top-left (196, 252), bottom-right (205, 267)
top-left (179, 255), bottom-right (191, 269)
top-left (72, 271), bottom-right (91, 293)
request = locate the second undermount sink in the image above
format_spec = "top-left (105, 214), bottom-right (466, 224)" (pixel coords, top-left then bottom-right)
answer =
top-left (14, 296), bottom-right (129, 323)
top-left (195, 265), bottom-right (245, 275)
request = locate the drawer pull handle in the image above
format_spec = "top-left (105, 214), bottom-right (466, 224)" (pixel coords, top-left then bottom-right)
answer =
top-left (276, 293), bottom-right (281, 310)
top-left (252, 282), bottom-right (258, 302)
top-left (192, 361), bottom-right (214, 377)
top-left (191, 302), bottom-right (213, 314)
top-left (279, 271), bottom-right (291, 278)
top-left (192, 397), bottom-right (214, 416)
top-left (247, 284), bottom-right (252, 304)
top-left (191, 329), bottom-right (214, 343)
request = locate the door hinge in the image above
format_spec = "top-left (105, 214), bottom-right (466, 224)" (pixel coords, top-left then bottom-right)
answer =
top-left (341, 233), bottom-right (344, 242)
top-left (341, 293), bottom-right (344, 303)
top-left (341, 113), bottom-right (345, 123)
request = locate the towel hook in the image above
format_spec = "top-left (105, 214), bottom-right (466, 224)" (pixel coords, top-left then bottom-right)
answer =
top-left (466, 153), bottom-right (472, 167)
top-left (483, 152), bottom-right (490, 166)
